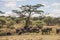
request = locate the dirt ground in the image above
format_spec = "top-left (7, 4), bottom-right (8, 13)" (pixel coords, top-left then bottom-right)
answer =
top-left (0, 34), bottom-right (60, 40)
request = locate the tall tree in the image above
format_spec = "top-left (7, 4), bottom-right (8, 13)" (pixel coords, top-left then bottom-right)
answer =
top-left (12, 4), bottom-right (44, 27)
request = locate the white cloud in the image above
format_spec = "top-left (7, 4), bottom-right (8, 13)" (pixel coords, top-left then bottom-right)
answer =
top-left (4, 0), bottom-right (17, 9)
top-left (3, 0), bottom-right (17, 10)
top-left (3, 0), bottom-right (60, 17)
top-left (50, 3), bottom-right (60, 17)
top-left (2, 0), bottom-right (27, 2)
top-left (5, 11), bottom-right (19, 17)
top-left (51, 3), bottom-right (60, 9)
top-left (51, 9), bottom-right (60, 14)
top-left (45, 2), bottom-right (60, 17)
top-left (51, 3), bottom-right (60, 7)
top-left (5, 2), bottom-right (17, 9)
top-left (42, 3), bottom-right (60, 10)
top-left (3, 0), bottom-right (28, 17)
top-left (17, 0), bottom-right (28, 2)
top-left (0, 11), bottom-right (19, 17)
top-left (2, 0), bottom-right (15, 1)
top-left (47, 9), bottom-right (60, 17)
top-left (4, 0), bottom-right (28, 10)
top-left (43, 2), bottom-right (60, 9)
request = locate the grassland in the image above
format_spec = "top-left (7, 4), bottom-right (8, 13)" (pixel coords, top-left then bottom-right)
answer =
top-left (0, 25), bottom-right (60, 40)
top-left (0, 17), bottom-right (60, 40)
top-left (0, 34), bottom-right (60, 40)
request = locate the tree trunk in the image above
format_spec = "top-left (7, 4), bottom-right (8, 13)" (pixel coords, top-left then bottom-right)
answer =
top-left (25, 6), bottom-right (31, 27)
top-left (25, 13), bottom-right (31, 27)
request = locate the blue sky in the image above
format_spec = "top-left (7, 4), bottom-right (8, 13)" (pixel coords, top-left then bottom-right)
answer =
top-left (0, 0), bottom-right (60, 17)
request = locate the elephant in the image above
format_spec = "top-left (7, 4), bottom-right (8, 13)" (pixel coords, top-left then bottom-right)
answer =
top-left (41, 27), bottom-right (52, 35)
top-left (56, 28), bottom-right (60, 34)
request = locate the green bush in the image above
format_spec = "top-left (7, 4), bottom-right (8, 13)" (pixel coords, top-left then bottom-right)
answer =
top-left (0, 32), bottom-right (6, 36)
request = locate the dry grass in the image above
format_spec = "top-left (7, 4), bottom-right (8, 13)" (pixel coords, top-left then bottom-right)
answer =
top-left (0, 25), bottom-right (60, 40)
top-left (0, 34), bottom-right (60, 40)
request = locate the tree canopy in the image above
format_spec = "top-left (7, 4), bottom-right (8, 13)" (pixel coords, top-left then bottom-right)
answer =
top-left (12, 4), bottom-right (44, 27)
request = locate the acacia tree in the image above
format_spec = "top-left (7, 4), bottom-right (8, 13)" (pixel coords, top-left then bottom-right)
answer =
top-left (12, 4), bottom-right (44, 27)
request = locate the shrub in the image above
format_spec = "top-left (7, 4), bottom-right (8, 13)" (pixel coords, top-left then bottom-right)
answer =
top-left (0, 32), bottom-right (6, 36)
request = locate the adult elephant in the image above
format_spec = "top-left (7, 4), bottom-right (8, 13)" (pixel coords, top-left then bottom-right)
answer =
top-left (41, 27), bottom-right (52, 35)
top-left (31, 26), bottom-right (41, 33)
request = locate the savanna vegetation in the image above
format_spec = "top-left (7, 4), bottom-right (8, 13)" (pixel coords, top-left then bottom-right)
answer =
top-left (0, 4), bottom-right (60, 36)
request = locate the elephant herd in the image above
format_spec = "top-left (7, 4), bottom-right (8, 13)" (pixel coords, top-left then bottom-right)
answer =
top-left (16, 26), bottom-right (60, 35)
top-left (0, 26), bottom-right (60, 36)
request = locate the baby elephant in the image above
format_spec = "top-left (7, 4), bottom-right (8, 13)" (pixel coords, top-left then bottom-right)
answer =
top-left (56, 28), bottom-right (60, 34)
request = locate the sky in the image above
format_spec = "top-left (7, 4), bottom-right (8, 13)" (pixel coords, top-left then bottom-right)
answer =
top-left (0, 0), bottom-right (60, 17)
